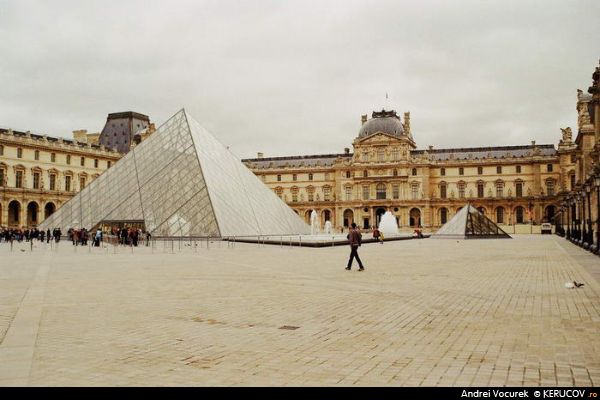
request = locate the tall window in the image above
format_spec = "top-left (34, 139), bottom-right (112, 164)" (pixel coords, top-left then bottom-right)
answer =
top-left (459, 167), bottom-right (464, 175)
top-left (362, 151), bottom-right (369, 162)
top-left (33, 172), bottom-right (40, 189)
top-left (496, 166), bottom-right (502, 174)
top-left (516, 207), bottom-right (524, 224)
top-left (16, 170), bottom-right (23, 188)
top-left (0, 145), bottom-right (3, 155)
top-left (440, 208), bottom-right (448, 225)
top-left (393, 169), bottom-right (398, 177)
top-left (570, 174), bottom-right (575, 190)
top-left (392, 148), bottom-right (399, 161)
top-left (66, 155), bottom-right (71, 165)
top-left (440, 183), bottom-right (447, 199)
top-left (309, 173), bottom-right (313, 181)
top-left (65, 176), bottom-right (72, 192)
top-left (477, 166), bottom-right (483, 175)
top-left (291, 192), bottom-right (298, 202)
top-left (411, 184), bottom-right (419, 200)
top-left (458, 182), bottom-right (465, 199)
top-left (412, 168), bottom-right (417, 176)
top-left (80, 177), bottom-right (86, 190)
top-left (362, 185), bottom-right (370, 200)
top-left (107, 161), bottom-right (111, 169)
top-left (51, 153), bottom-right (56, 162)
top-left (547, 164), bottom-right (553, 172)
top-left (477, 182), bottom-right (484, 198)
top-left (516, 165), bottom-right (521, 173)
top-left (440, 168), bottom-right (445, 176)
top-left (0, 169), bottom-right (4, 187)
top-left (345, 171), bottom-right (350, 178)
top-left (376, 183), bottom-right (386, 199)
top-left (308, 192), bottom-right (314, 202)
top-left (345, 186), bottom-right (352, 201)
top-left (516, 182), bottom-right (523, 198)
top-left (496, 207), bottom-right (505, 224)
top-left (323, 187), bottom-right (331, 201)
top-left (546, 180), bottom-right (554, 196)
top-left (363, 170), bottom-right (368, 178)
top-left (496, 182), bottom-right (503, 198)
top-left (94, 159), bottom-right (99, 168)
top-left (277, 174), bottom-right (281, 182)
top-left (80, 157), bottom-right (85, 166)
top-left (377, 148), bottom-right (385, 162)
top-left (17, 148), bottom-right (23, 158)
top-left (34, 150), bottom-right (40, 160)
top-left (392, 185), bottom-right (399, 199)
top-left (293, 174), bottom-right (297, 181)
top-left (49, 174), bottom-right (56, 190)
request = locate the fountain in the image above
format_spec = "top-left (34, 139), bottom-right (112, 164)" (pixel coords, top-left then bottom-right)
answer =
top-left (324, 220), bottom-right (332, 234)
top-left (378, 211), bottom-right (398, 237)
top-left (310, 210), bottom-right (320, 235)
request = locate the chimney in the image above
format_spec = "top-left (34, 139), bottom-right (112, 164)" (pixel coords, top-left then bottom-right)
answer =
top-left (361, 114), bottom-right (367, 125)
top-left (344, 147), bottom-right (350, 154)
top-left (257, 152), bottom-right (264, 159)
top-left (531, 140), bottom-right (536, 146)
top-left (428, 145), bottom-right (434, 151)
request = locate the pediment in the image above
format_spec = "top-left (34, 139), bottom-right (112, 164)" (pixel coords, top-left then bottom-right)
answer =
top-left (357, 132), bottom-right (404, 145)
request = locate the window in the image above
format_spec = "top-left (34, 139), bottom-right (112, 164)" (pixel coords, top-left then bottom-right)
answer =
top-left (0, 145), bottom-right (3, 155)
top-left (345, 186), bottom-right (352, 201)
top-left (80, 177), bottom-right (86, 190)
top-left (94, 159), bottom-right (99, 168)
top-left (458, 182), bottom-right (466, 199)
top-left (516, 165), bottom-right (521, 173)
top-left (324, 173), bottom-right (329, 180)
top-left (411, 184), bottom-right (419, 200)
top-left (516, 207), bottom-right (524, 224)
top-left (546, 180), bottom-right (554, 196)
top-left (477, 182), bottom-right (484, 198)
top-left (66, 155), bottom-right (71, 164)
top-left (393, 169), bottom-right (398, 177)
top-left (477, 166), bottom-right (483, 175)
top-left (17, 148), bottom-right (23, 158)
top-left (277, 174), bottom-right (281, 182)
top-left (459, 167), bottom-right (464, 176)
top-left (362, 151), bottom-right (369, 162)
top-left (377, 148), bottom-right (385, 162)
top-left (51, 153), bottom-right (56, 162)
top-left (65, 176), bottom-right (72, 192)
top-left (516, 182), bottom-right (523, 198)
top-left (308, 192), bottom-right (314, 202)
top-left (49, 174), bottom-right (56, 191)
top-left (16, 170), bottom-right (23, 188)
top-left (362, 185), bottom-right (370, 200)
top-left (376, 183), bottom-right (386, 199)
top-left (570, 154), bottom-right (576, 163)
top-left (80, 157), bottom-right (85, 166)
top-left (392, 149), bottom-right (399, 161)
top-left (107, 161), bottom-right (112, 169)
top-left (363, 170), bottom-right (368, 178)
top-left (496, 166), bottom-right (502, 174)
top-left (496, 182), bottom-right (503, 198)
top-left (345, 171), bottom-right (351, 179)
top-left (412, 168), bottom-right (417, 176)
top-left (293, 174), bottom-right (297, 181)
top-left (570, 174), bottom-right (575, 190)
top-left (440, 183), bottom-right (447, 199)
top-left (496, 207), bottom-right (505, 224)
top-left (309, 173), bottom-right (313, 181)
top-left (33, 172), bottom-right (40, 189)
top-left (393, 185), bottom-right (399, 199)
top-left (34, 150), bottom-right (40, 160)
top-left (292, 193), bottom-right (298, 202)
top-left (0, 169), bottom-right (4, 186)
top-left (440, 168), bottom-right (445, 176)
top-left (547, 164), bottom-right (553, 172)
top-left (323, 187), bottom-right (331, 201)
top-left (440, 208), bottom-right (448, 225)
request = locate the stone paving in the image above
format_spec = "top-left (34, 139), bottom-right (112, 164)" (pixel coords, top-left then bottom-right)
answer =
top-left (0, 235), bottom-right (599, 386)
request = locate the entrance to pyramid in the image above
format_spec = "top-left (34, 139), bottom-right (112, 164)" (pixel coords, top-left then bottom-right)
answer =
top-left (94, 220), bottom-right (147, 235)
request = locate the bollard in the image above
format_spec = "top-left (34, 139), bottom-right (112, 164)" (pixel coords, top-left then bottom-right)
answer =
top-left (280, 236), bottom-right (283, 247)
top-left (299, 235), bottom-right (301, 248)
top-left (30, 240), bottom-right (33, 252)
top-left (10, 241), bottom-right (13, 252)
top-left (171, 239), bottom-right (174, 254)
top-left (332, 236), bottom-right (334, 247)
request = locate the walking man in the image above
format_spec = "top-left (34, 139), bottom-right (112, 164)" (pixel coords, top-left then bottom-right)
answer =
top-left (346, 222), bottom-right (364, 271)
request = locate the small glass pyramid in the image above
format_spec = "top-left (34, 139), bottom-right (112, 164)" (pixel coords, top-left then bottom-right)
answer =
top-left (432, 204), bottom-right (511, 239)
top-left (39, 109), bottom-right (310, 237)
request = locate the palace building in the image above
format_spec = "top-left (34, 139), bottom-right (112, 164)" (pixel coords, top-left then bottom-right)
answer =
top-left (0, 111), bottom-right (154, 229)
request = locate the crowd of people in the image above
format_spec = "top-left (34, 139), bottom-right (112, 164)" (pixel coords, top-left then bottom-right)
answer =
top-left (110, 227), bottom-right (151, 247)
top-left (0, 227), bottom-right (62, 243)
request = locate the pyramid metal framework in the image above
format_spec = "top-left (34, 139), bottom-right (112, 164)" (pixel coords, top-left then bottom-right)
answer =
top-left (39, 109), bottom-right (310, 237)
top-left (432, 204), bottom-right (511, 239)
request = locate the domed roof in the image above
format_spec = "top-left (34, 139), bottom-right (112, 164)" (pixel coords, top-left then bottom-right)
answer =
top-left (358, 109), bottom-right (404, 138)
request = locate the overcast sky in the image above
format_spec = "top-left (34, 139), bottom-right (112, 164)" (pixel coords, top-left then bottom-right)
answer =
top-left (1, 0), bottom-right (599, 159)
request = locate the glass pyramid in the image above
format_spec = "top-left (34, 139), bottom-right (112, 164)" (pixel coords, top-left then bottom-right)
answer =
top-left (39, 109), bottom-right (310, 237)
top-left (432, 204), bottom-right (511, 239)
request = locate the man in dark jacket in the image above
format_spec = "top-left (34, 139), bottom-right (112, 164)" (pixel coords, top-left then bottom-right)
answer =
top-left (346, 223), bottom-right (364, 271)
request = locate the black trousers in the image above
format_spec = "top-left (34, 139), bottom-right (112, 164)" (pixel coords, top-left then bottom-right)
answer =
top-left (347, 245), bottom-right (364, 268)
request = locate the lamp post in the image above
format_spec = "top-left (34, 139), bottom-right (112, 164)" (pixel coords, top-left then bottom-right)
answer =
top-left (586, 182), bottom-right (593, 249)
top-left (582, 189), bottom-right (588, 248)
top-left (577, 192), bottom-right (584, 245)
top-left (528, 200), bottom-right (533, 234)
top-left (565, 199), bottom-right (571, 240)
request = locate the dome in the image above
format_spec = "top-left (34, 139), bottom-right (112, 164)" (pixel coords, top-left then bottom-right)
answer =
top-left (358, 109), bottom-right (404, 138)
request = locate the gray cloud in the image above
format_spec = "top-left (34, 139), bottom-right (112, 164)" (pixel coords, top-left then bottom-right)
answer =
top-left (0, 0), bottom-right (598, 159)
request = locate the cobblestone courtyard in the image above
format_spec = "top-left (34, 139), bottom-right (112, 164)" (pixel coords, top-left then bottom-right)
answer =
top-left (0, 235), bottom-right (599, 386)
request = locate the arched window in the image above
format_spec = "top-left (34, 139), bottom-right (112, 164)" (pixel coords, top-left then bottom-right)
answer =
top-left (496, 207), bottom-right (505, 224)
top-left (376, 183), bottom-right (386, 200)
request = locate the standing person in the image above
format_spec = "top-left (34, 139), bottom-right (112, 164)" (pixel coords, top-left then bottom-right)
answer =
top-left (46, 228), bottom-right (51, 243)
top-left (145, 231), bottom-right (151, 247)
top-left (346, 222), bottom-right (365, 271)
top-left (94, 229), bottom-right (102, 247)
top-left (372, 227), bottom-right (382, 243)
